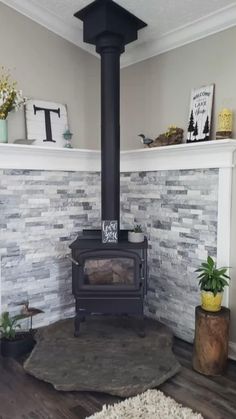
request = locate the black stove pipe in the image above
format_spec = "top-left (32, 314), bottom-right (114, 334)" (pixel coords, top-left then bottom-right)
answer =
top-left (75, 0), bottom-right (147, 237)
top-left (97, 35), bottom-right (124, 231)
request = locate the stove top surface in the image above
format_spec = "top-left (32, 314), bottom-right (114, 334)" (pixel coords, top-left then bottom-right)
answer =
top-left (69, 230), bottom-right (148, 250)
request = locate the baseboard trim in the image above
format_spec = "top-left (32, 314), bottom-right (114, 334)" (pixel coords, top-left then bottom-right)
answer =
top-left (229, 341), bottom-right (236, 360)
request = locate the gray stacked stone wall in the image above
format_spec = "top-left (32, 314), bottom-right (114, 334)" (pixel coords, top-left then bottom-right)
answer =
top-left (0, 170), bottom-right (101, 327)
top-left (0, 168), bottom-right (218, 341)
top-left (121, 169), bottom-right (218, 342)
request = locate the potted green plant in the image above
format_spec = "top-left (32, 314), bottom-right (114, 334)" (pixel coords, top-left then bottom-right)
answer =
top-left (0, 311), bottom-right (35, 358)
top-left (195, 256), bottom-right (230, 312)
top-left (128, 225), bottom-right (145, 243)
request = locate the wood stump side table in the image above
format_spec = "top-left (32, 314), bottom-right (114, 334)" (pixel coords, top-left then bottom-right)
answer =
top-left (193, 306), bottom-right (230, 376)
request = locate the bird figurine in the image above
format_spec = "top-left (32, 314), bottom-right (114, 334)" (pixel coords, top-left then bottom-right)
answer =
top-left (138, 133), bottom-right (153, 147)
top-left (15, 300), bottom-right (44, 330)
top-left (20, 301), bottom-right (44, 317)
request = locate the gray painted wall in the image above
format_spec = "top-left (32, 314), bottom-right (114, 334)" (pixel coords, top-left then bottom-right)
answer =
top-left (0, 2), bottom-right (100, 149)
top-left (0, 168), bottom-right (218, 342)
top-left (121, 26), bottom-right (236, 149)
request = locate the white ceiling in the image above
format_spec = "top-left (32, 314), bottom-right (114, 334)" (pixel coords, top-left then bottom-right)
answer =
top-left (2, 0), bottom-right (236, 66)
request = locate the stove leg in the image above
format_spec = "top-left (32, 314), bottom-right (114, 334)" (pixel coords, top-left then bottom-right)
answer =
top-left (74, 314), bottom-right (82, 337)
top-left (136, 316), bottom-right (146, 338)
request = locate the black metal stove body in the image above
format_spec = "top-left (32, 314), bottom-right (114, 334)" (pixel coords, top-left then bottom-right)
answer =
top-left (70, 0), bottom-right (147, 336)
top-left (70, 230), bottom-right (147, 334)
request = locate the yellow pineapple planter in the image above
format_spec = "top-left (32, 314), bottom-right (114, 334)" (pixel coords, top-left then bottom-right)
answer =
top-left (195, 256), bottom-right (230, 313)
top-left (201, 290), bottom-right (223, 312)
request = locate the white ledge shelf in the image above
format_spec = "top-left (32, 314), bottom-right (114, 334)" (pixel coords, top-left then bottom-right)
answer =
top-left (0, 139), bottom-right (236, 172)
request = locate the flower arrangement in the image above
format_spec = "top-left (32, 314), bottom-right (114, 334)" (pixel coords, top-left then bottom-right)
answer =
top-left (0, 67), bottom-right (26, 120)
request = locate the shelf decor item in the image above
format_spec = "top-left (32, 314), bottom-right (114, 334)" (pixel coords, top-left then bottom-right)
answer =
top-left (128, 225), bottom-right (145, 243)
top-left (216, 108), bottom-right (233, 139)
top-left (63, 129), bottom-right (73, 148)
top-left (187, 84), bottom-right (214, 143)
top-left (195, 256), bottom-right (230, 312)
top-left (147, 126), bottom-right (184, 148)
top-left (0, 118), bottom-right (7, 143)
top-left (25, 99), bottom-right (69, 148)
top-left (0, 66), bottom-right (26, 143)
top-left (102, 220), bottom-right (118, 243)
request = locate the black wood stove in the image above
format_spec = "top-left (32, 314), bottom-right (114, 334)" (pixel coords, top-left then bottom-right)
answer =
top-left (69, 0), bottom-right (148, 336)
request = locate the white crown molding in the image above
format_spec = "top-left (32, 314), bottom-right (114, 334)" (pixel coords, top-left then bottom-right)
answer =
top-left (122, 3), bottom-right (236, 67)
top-left (0, 139), bottom-right (236, 172)
top-left (0, 0), bottom-right (97, 57)
top-left (121, 3), bottom-right (236, 67)
top-left (2, 0), bottom-right (236, 67)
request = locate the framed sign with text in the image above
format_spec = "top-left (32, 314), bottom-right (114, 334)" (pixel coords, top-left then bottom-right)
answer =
top-left (25, 99), bottom-right (69, 148)
top-left (187, 84), bottom-right (214, 143)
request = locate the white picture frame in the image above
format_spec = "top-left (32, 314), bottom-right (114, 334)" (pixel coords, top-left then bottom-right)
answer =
top-left (25, 99), bottom-right (69, 148)
top-left (187, 84), bottom-right (214, 143)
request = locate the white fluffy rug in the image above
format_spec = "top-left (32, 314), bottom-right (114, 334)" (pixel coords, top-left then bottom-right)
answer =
top-left (87, 389), bottom-right (204, 419)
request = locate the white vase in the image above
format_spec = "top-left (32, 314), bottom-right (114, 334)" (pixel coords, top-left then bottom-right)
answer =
top-left (128, 231), bottom-right (144, 243)
top-left (0, 119), bottom-right (8, 143)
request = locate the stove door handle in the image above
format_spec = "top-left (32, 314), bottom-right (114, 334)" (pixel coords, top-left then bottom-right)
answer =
top-left (66, 255), bottom-right (80, 266)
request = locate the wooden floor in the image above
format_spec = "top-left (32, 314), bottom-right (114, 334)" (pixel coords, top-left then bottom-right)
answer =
top-left (0, 338), bottom-right (236, 419)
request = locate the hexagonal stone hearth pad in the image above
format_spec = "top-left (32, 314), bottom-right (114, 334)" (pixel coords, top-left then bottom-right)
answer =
top-left (24, 317), bottom-right (180, 397)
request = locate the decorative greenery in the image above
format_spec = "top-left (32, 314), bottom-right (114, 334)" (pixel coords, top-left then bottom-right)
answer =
top-left (0, 67), bottom-right (26, 120)
top-left (195, 256), bottom-right (230, 296)
top-left (164, 125), bottom-right (179, 138)
top-left (133, 225), bottom-right (143, 233)
top-left (0, 311), bottom-right (27, 340)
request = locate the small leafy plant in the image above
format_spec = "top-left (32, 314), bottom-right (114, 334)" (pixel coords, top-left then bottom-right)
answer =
top-left (0, 311), bottom-right (27, 340)
top-left (133, 225), bottom-right (143, 233)
top-left (195, 256), bottom-right (230, 296)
